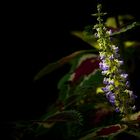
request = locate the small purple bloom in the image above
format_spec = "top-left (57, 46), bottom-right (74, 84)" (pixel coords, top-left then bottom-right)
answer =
top-left (131, 94), bottom-right (137, 100)
top-left (106, 91), bottom-right (111, 98)
top-left (109, 54), bottom-right (114, 60)
top-left (108, 79), bottom-right (114, 85)
top-left (134, 95), bottom-right (138, 99)
top-left (109, 99), bottom-right (115, 104)
top-left (106, 91), bottom-right (114, 98)
top-left (115, 107), bottom-right (120, 112)
top-left (99, 62), bottom-right (109, 71)
top-left (103, 77), bottom-right (108, 84)
top-left (119, 60), bottom-right (124, 65)
top-left (103, 78), bottom-right (114, 85)
top-left (107, 29), bottom-right (112, 35)
top-left (112, 45), bottom-right (119, 53)
top-left (121, 73), bottom-right (128, 79)
top-left (102, 85), bottom-right (111, 92)
top-left (102, 87), bottom-right (108, 92)
top-left (126, 81), bottom-right (130, 87)
top-left (99, 54), bottom-right (105, 60)
top-left (99, 62), bottom-right (103, 69)
top-left (102, 65), bottom-right (109, 71)
top-left (128, 90), bottom-right (137, 100)
top-left (109, 94), bottom-right (115, 100)
top-left (101, 70), bottom-right (108, 75)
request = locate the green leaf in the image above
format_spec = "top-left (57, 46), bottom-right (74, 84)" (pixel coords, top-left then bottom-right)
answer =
top-left (126, 130), bottom-right (140, 139)
top-left (35, 110), bottom-right (83, 127)
top-left (57, 53), bottom-right (100, 103)
top-left (105, 15), bottom-right (134, 28)
top-left (124, 41), bottom-right (140, 48)
top-left (71, 31), bottom-right (99, 49)
top-left (111, 22), bottom-right (140, 36)
top-left (34, 50), bottom-right (96, 81)
top-left (105, 17), bottom-right (117, 28)
top-left (63, 70), bottom-right (104, 109)
top-left (73, 70), bottom-right (103, 96)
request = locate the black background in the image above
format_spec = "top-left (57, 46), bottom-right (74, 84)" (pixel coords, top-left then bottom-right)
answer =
top-left (1, 0), bottom-right (140, 139)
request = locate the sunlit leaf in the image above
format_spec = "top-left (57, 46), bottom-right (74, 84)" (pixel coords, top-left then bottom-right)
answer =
top-left (105, 17), bottom-right (117, 28)
top-left (71, 31), bottom-right (99, 49)
top-left (105, 15), bottom-right (134, 28)
top-left (96, 87), bottom-right (104, 94)
top-left (121, 111), bottom-right (140, 123)
top-left (111, 22), bottom-right (139, 36)
top-left (118, 15), bottom-right (134, 26)
top-left (124, 41), bottom-right (140, 48)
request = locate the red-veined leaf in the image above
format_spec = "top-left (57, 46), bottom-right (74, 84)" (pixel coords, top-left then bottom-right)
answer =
top-left (34, 50), bottom-right (96, 81)
top-left (79, 124), bottom-right (127, 140)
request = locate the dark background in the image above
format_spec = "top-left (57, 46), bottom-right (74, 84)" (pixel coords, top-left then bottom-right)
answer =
top-left (1, 0), bottom-right (140, 138)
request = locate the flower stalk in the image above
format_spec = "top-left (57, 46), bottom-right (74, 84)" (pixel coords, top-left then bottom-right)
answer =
top-left (94, 4), bottom-right (137, 115)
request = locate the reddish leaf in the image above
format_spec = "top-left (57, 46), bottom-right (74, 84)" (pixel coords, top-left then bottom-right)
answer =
top-left (80, 124), bottom-right (127, 140)
top-left (97, 125), bottom-right (120, 136)
top-left (70, 56), bottom-right (100, 84)
top-left (88, 107), bottom-right (112, 126)
top-left (96, 124), bottom-right (127, 137)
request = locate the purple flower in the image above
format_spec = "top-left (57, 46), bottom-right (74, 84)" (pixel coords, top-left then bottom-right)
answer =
top-left (101, 70), bottom-right (108, 75)
top-left (112, 45), bottom-right (119, 53)
top-left (102, 87), bottom-right (108, 92)
top-left (108, 79), bottom-right (114, 85)
top-left (121, 73), bottom-right (128, 79)
top-left (127, 90), bottom-right (137, 100)
top-left (106, 91), bottom-right (115, 104)
top-left (99, 54), bottom-right (105, 60)
top-left (107, 29), bottom-right (112, 35)
top-left (106, 91), bottom-right (112, 98)
top-left (102, 65), bottom-right (109, 71)
top-left (106, 91), bottom-right (113, 98)
top-left (119, 60), bottom-right (124, 65)
top-left (126, 81), bottom-right (130, 87)
top-left (103, 77), bottom-right (108, 84)
top-left (115, 107), bottom-right (120, 112)
top-left (134, 95), bottom-right (137, 99)
top-left (102, 85), bottom-right (111, 92)
top-left (99, 62), bottom-right (109, 71)
top-left (99, 62), bottom-right (103, 69)
top-left (103, 78), bottom-right (114, 85)
top-left (109, 54), bottom-right (114, 60)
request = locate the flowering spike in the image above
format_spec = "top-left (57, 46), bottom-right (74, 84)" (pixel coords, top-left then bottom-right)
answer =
top-left (94, 4), bottom-right (137, 115)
